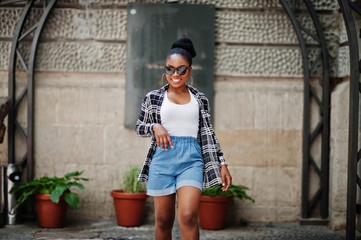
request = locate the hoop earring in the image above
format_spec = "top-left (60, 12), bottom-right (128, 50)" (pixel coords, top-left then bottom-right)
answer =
top-left (189, 75), bottom-right (193, 86)
top-left (162, 73), bottom-right (166, 86)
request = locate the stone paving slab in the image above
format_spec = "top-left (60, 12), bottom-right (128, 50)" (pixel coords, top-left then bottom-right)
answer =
top-left (0, 220), bottom-right (349, 240)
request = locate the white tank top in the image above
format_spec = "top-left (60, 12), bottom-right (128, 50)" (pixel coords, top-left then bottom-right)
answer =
top-left (160, 90), bottom-right (199, 138)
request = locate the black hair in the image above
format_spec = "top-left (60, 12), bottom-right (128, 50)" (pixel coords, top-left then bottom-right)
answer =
top-left (166, 38), bottom-right (196, 66)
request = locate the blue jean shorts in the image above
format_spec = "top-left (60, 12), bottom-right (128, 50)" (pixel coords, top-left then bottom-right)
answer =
top-left (147, 136), bottom-right (204, 196)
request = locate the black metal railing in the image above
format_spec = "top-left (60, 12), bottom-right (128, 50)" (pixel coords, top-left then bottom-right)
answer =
top-left (337, 1), bottom-right (361, 239)
top-left (279, 0), bottom-right (330, 220)
top-left (2, 0), bottom-right (57, 182)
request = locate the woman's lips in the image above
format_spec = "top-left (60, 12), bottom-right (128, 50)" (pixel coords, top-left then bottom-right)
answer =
top-left (172, 78), bottom-right (181, 83)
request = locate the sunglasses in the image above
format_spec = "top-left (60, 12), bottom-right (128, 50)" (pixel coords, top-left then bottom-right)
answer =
top-left (165, 65), bottom-right (190, 76)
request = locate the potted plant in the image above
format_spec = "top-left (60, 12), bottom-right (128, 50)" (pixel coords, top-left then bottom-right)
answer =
top-left (110, 165), bottom-right (148, 227)
top-left (199, 184), bottom-right (254, 230)
top-left (10, 171), bottom-right (89, 228)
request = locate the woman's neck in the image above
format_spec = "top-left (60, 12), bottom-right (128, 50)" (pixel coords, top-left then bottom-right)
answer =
top-left (167, 85), bottom-right (188, 94)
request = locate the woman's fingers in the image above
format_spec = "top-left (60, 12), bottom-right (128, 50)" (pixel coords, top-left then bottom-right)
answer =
top-left (161, 136), bottom-right (169, 150)
top-left (221, 174), bottom-right (226, 190)
top-left (228, 174), bottom-right (232, 186)
top-left (167, 135), bottom-right (173, 149)
top-left (153, 124), bottom-right (173, 150)
top-left (155, 135), bottom-right (161, 148)
top-left (224, 174), bottom-right (232, 191)
top-left (221, 165), bottom-right (232, 191)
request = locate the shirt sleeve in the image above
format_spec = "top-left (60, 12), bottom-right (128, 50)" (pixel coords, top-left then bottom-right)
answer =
top-left (135, 94), bottom-right (156, 138)
top-left (202, 94), bottom-right (227, 165)
top-left (211, 123), bottom-right (227, 165)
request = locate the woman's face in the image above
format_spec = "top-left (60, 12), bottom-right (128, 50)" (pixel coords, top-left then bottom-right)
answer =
top-left (165, 54), bottom-right (192, 89)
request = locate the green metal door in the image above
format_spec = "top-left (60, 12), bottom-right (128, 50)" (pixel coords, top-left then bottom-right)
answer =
top-left (125, 3), bottom-right (215, 128)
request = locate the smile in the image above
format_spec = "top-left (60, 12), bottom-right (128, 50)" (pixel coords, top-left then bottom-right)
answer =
top-left (172, 78), bottom-right (181, 83)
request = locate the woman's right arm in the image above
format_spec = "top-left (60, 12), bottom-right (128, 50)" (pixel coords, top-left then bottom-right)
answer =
top-left (135, 94), bottom-right (173, 149)
top-left (135, 95), bottom-right (156, 138)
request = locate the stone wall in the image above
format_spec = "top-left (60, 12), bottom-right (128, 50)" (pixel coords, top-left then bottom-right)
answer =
top-left (329, 80), bottom-right (349, 231)
top-left (214, 79), bottom-right (303, 222)
top-left (0, 0), bottom-right (349, 227)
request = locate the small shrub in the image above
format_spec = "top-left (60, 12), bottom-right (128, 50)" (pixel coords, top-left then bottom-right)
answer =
top-left (10, 171), bottom-right (89, 209)
top-left (202, 184), bottom-right (255, 202)
top-left (122, 165), bottom-right (146, 193)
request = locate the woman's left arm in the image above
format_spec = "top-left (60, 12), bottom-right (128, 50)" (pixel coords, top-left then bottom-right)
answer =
top-left (220, 164), bottom-right (232, 191)
top-left (213, 132), bottom-right (232, 191)
top-left (202, 95), bottom-right (232, 191)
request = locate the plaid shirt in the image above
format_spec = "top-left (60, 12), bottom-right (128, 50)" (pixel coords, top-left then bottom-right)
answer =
top-left (135, 84), bottom-right (226, 189)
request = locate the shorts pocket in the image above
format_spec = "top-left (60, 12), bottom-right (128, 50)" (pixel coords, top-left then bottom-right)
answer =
top-left (194, 142), bottom-right (202, 156)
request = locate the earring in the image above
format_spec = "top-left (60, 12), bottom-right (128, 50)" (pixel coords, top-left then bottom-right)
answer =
top-left (189, 75), bottom-right (194, 86)
top-left (162, 73), bottom-right (166, 86)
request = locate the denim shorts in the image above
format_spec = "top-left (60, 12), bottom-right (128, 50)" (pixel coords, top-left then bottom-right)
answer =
top-left (147, 136), bottom-right (204, 196)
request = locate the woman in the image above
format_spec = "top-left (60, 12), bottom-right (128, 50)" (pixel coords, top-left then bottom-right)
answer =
top-left (136, 38), bottom-right (232, 240)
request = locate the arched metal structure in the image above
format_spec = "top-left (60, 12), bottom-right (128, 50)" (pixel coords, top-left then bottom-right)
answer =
top-left (1, 0), bottom-right (57, 182)
top-left (337, 1), bottom-right (361, 239)
top-left (280, 0), bottom-right (330, 220)
top-left (4, 0), bottom-right (352, 232)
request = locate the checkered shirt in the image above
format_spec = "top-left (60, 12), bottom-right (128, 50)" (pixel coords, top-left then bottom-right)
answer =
top-left (135, 84), bottom-right (226, 189)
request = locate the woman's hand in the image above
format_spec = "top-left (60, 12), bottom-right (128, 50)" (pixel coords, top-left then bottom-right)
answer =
top-left (221, 165), bottom-right (232, 191)
top-left (153, 124), bottom-right (173, 150)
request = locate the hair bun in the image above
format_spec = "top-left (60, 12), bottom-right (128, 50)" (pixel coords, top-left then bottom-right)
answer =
top-left (171, 38), bottom-right (196, 58)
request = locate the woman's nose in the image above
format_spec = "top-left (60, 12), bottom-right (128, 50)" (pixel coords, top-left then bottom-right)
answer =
top-left (172, 70), bottom-right (180, 76)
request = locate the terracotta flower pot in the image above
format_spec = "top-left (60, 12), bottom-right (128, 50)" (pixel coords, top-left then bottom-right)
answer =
top-left (198, 195), bottom-right (232, 230)
top-left (111, 190), bottom-right (148, 227)
top-left (35, 194), bottom-right (68, 228)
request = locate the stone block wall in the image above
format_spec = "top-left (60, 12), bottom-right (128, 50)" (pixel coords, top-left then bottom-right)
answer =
top-left (0, 0), bottom-right (349, 227)
top-left (214, 79), bottom-right (303, 222)
top-left (329, 81), bottom-right (349, 231)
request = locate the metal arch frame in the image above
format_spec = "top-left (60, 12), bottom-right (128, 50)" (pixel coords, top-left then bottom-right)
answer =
top-left (3, 0), bottom-right (333, 224)
top-left (3, 0), bottom-right (57, 182)
top-left (279, 0), bottom-right (331, 220)
top-left (0, 0), bottom-right (27, 5)
top-left (337, 1), bottom-right (361, 239)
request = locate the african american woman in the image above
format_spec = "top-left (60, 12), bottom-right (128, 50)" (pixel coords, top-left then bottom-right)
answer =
top-left (136, 37), bottom-right (232, 240)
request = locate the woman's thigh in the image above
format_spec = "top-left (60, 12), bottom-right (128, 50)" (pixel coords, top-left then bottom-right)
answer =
top-left (176, 186), bottom-right (202, 219)
top-left (153, 194), bottom-right (176, 222)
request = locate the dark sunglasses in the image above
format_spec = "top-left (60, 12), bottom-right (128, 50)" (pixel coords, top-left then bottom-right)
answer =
top-left (165, 65), bottom-right (190, 76)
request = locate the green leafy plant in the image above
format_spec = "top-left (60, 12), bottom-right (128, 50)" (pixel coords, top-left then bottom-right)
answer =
top-left (122, 165), bottom-right (146, 193)
top-left (202, 184), bottom-right (255, 202)
top-left (10, 171), bottom-right (89, 210)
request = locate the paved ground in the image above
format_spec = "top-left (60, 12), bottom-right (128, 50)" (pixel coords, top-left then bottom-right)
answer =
top-left (0, 220), bottom-right (351, 240)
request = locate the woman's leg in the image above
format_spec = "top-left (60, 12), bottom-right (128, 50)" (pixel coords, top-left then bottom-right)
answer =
top-left (153, 194), bottom-right (176, 240)
top-left (177, 186), bottom-right (202, 240)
